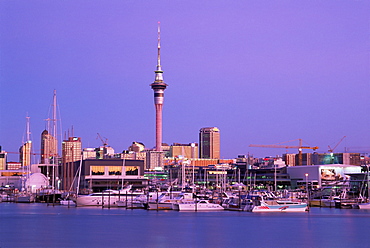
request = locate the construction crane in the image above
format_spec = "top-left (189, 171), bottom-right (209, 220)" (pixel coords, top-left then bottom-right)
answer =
top-left (328, 136), bottom-right (346, 153)
top-left (97, 133), bottom-right (108, 148)
top-left (249, 139), bottom-right (319, 166)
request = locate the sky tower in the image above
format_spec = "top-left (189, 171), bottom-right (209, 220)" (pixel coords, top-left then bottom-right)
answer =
top-left (150, 22), bottom-right (168, 152)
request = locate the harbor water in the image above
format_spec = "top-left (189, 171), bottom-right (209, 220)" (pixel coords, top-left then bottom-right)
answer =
top-left (1, 203), bottom-right (370, 248)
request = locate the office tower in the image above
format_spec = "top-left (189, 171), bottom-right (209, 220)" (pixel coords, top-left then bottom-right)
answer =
top-left (19, 141), bottom-right (32, 167)
top-left (40, 130), bottom-right (58, 164)
top-left (199, 127), bottom-right (220, 159)
top-left (41, 90), bottom-right (59, 164)
top-left (0, 147), bottom-right (6, 170)
top-left (19, 116), bottom-right (32, 167)
top-left (62, 137), bottom-right (82, 190)
top-left (150, 22), bottom-right (168, 152)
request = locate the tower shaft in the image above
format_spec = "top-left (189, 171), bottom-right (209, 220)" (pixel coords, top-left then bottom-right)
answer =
top-left (155, 104), bottom-right (163, 152)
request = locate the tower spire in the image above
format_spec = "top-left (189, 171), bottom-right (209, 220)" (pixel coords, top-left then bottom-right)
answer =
top-left (26, 115), bottom-right (31, 142)
top-left (155, 22), bottom-right (163, 82)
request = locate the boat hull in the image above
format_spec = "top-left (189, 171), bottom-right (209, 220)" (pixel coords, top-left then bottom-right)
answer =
top-left (176, 202), bottom-right (224, 211)
top-left (147, 202), bottom-right (173, 210)
top-left (60, 200), bottom-right (76, 206)
top-left (252, 202), bottom-right (308, 212)
top-left (76, 194), bottom-right (140, 207)
top-left (358, 203), bottom-right (370, 209)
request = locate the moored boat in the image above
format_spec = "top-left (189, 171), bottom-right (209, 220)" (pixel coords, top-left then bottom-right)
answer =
top-left (76, 185), bottom-right (143, 207)
top-left (60, 199), bottom-right (76, 206)
top-left (252, 199), bottom-right (308, 212)
top-left (356, 203), bottom-right (370, 209)
top-left (16, 193), bottom-right (35, 203)
top-left (175, 199), bottom-right (224, 211)
top-left (147, 192), bottom-right (192, 210)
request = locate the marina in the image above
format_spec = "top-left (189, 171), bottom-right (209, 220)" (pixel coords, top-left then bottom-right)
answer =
top-left (1, 2), bottom-right (368, 247)
top-left (1, 202), bottom-right (370, 248)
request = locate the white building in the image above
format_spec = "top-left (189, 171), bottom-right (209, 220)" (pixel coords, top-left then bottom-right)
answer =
top-left (287, 164), bottom-right (362, 188)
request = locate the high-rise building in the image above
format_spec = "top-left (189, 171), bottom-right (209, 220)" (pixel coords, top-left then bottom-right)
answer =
top-left (150, 22), bottom-right (168, 152)
top-left (62, 137), bottom-right (82, 190)
top-left (0, 147), bottom-right (6, 170)
top-left (19, 141), bottom-right (32, 167)
top-left (40, 130), bottom-right (58, 164)
top-left (20, 115), bottom-right (32, 167)
top-left (199, 127), bottom-right (220, 159)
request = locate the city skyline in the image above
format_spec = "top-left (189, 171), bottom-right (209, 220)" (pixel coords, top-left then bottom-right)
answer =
top-left (1, 1), bottom-right (369, 161)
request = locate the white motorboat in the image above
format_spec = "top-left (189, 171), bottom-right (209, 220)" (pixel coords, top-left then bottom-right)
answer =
top-left (16, 193), bottom-right (35, 203)
top-left (60, 199), bottom-right (76, 206)
top-left (252, 200), bottom-right (308, 213)
top-left (175, 200), bottom-right (224, 211)
top-left (224, 197), bottom-right (254, 211)
top-left (117, 193), bottom-right (152, 208)
top-left (356, 203), bottom-right (370, 209)
top-left (147, 192), bottom-right (189, 210)
top-left (1, 192), bottom-right (15, 202)
top-left (76, 185), bottom-right (143, 207)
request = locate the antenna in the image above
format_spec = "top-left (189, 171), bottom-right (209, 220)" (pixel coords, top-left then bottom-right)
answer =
top-left (26, 115), bottom-right (31, 142)
top-left (157, 21), bottom-right (161, 67)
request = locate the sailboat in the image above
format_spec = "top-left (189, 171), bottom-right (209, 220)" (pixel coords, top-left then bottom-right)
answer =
top-left (356, 167), bottom-right (370, 209)
top-left (59, 156), bottom-right (83, 206)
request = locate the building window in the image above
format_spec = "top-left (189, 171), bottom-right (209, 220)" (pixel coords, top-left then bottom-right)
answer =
top-left (109, 166), bottom-right (122, 175)
top-left (91, 166), bottom-right (105, 175)
top-left (126, 166), bottom-right (139, 175)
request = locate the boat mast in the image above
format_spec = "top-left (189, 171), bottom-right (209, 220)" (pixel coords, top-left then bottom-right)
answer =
top-left (76, 155), bottom-right (83, 195)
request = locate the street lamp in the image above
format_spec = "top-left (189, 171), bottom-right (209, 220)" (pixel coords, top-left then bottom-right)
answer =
top-left (305, 173), bottom-right (309, 203)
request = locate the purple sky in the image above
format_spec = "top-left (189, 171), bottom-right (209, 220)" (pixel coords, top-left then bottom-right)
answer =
top-left (1, 1), bottom-right (369, 161)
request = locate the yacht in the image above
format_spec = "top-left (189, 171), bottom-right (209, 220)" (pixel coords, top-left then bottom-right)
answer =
top-left (60, 199), bottom-right (76, 206)
top-left (76, 185), bottom-right (142, 207)
top-left (355, 202), bottom-right (370, 209)
top-left (147, 191), bottom-right (188, 210)
top-left (252, 199), bottom-right (308, 212)
top-left (174, 199), bottom-right (224, 211)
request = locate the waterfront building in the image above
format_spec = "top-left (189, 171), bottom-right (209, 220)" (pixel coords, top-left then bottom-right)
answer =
top-left (0, 167), bottom-right (48, 192)
top-left (81, 158), bottom-right (147, 191)
top-left (287, 164), bottom-right (362, 188)
top-left (199, 127), bottom-right (220, 159)
top-left (62, 137), bottom-right (82, 190)
top-left (0, 169), bottom-right (22, 188)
